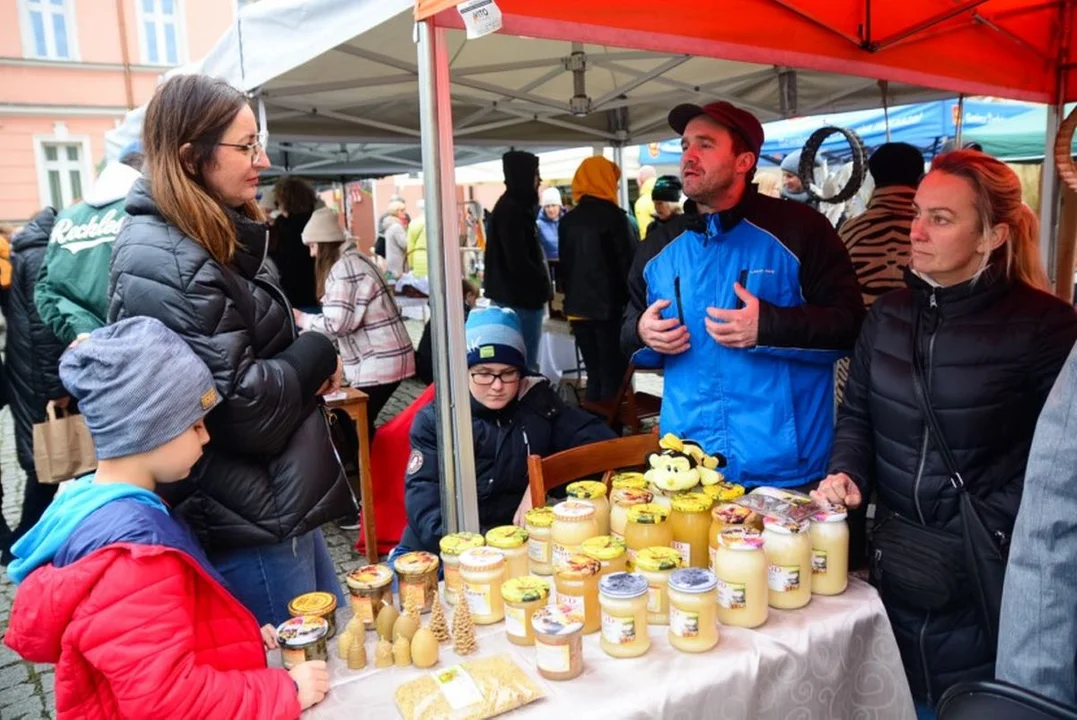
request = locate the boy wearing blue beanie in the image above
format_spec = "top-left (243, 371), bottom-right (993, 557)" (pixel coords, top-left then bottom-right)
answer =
top-left (396, 307), bottom-right (615, 557)
top-left (5, 317), bottom-right (328, 719)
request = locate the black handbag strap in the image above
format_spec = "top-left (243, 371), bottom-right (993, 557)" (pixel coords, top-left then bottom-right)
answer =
top-left (910, 310), bottom-right (967, 493)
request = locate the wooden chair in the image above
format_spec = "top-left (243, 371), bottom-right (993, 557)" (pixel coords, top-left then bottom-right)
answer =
top-left (580, 363), bottom-right (662, 435)
top-left (527, 429), bottom-right (659, 509)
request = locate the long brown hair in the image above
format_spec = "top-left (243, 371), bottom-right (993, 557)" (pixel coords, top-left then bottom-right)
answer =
top-left (313, 242), bottom-right (345, 298)
top-left (930, 150), bottom-right (1049, 291)
top-left (142, 75), bottom-right (264, 265)
top-left (274, 176), bottom-right (316, 217)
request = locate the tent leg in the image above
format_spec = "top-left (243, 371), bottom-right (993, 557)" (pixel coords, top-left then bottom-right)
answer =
top-left (417, 20), bottom-right (479, 535)
top-left (1040, 102), bottom-right (1062, 288)
top-left (613, 144), bottom-right (630, 210)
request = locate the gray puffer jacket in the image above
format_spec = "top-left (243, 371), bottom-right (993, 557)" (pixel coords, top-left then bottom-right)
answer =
top-left (109, 178), bottom-right (352, 550)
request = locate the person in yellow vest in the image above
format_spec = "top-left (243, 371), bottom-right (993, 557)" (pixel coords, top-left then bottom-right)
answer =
top-left (406, 199), bottom-right (428, 278)
top-left (633, 165), bottom-right (657, 239)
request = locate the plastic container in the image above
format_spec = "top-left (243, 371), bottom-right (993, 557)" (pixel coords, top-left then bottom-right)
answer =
top-left (532, 605), bottom-right (584, 681)
top-left (667, 568), bottom-right (719, 653)
top-left (708, 502), bottom-right (762, 573)
top-left (277, 616), bottom-right (329, 670)
top-left (598, 572), bottom-right (651, 658)
top-left (554, 554), bottom-right (602, 634)
top-left (633, 546), bottom-right (683, 625)
top-left (670, 492), bottom-right (714, 569)
top-left (458, 547), bottom-right (506, 625)
top-left (763, 517), bottom-right (813, 610)
top-left (439, 532), bottom-right (485, 606)
top-left (345, 564), bottom-right (394, 630)
top-left (609, 488), bottom-right (654, 541)
top-left (393, 551), bottom-right (440, 613)
top-left (810, 504), bottom-right (850, 596)
top-left (288, 592), bottom-right (338, 639)
top-left (713, 528), bottom-right (769, 628)
top-left (551, 501), bottom-right (599, 570)
top-left (581, 535), bottom-right (628, 577)
top-left (525, 506), bottom-right (555, 576)
top-left (501, 576), bottom-right (551, 646)
top-left (485, 525), bottom-right (530, 580)
top-left (624, 503), bottom-right (672, 571)
top-left (566, 480), bottom-right (611, 536)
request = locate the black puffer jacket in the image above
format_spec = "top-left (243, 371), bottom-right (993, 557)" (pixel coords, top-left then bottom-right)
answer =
top-left (558, 196), bottom-right (638, 321)
top-left (830, 261), bottom-right (1077, 705)
top-left (4, 207), bottom-right (66, 473)
top-left (484, 152), bottom-right (551, 309)
top-left (400, 377), bottom-right (615, 553)
top-left (109, 178), bottom-right (352, 550)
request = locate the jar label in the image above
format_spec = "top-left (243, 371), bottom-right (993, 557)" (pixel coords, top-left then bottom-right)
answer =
top-left (505, 605), bottom-right (527, 638)
top-left (552, 543), bottom-right (573, 568)
top-left (672, 540), bottom-right (691, 567)
top-left (812, 550), bottom-right (828, 574)
top-left (536, 640), bottom-right (571, 673)
top-left (528, 538), bottom-right (549, 563)
top-left (768, 564), bottom-right (801, 593)
top-left (601, 611), bottom-right (637, 645)
top-left (559, 593), bottom-right (585, 617)
top-left (434, 665), bottom-right (485, 710)
top-left (463, 582), bottom-right (491, 616)
top-left (444, 565), bottom-right (462, 592)
top-left (402, 582), bottom-right (426, 610)
top-left (669, 605), bottom-right (700, 638)
top-left (716, 578), bottom-right (747, 609)
top-left (647, 585), bottom-right (663, 613)
top-left (351, 595), bottom-right (373, 625)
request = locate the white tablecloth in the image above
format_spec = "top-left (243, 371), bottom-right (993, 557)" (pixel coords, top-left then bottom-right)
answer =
top-left (299, 578), bottom-right (915, 720)
top-left (538, 319), bottom-right (583, 383)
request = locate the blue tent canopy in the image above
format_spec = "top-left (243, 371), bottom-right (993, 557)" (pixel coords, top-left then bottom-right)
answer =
top-left (639, 100), bottom-right (1033, 167)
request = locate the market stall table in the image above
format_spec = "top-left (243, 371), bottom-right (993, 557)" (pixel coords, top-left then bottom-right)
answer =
top-left (538, 318), bottom-right (583, 384)
top-left (324, 387), bottom-right (376, 558)
top-left (298, 577), bottom-right (915, 719)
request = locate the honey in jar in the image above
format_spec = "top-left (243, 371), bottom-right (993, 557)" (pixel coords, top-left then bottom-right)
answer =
top-left (670, 492), bottom-right (714, 569)
top-left (565, 480), bottom-right (611, 536)
top-left (810, 504), bottom-right (849, 596)
top-left (633, 546), bottom-right (683, 625)
top-left (763, 517), bottom-right (813, 610)
top-left (624, 503), bottom-right (672, 570)
top-left (554, 554), bottom-right (602, 634)
top-left (551, 501), bottom-right (599, 569)
top-left (713, 528), bottom-right (769, 628)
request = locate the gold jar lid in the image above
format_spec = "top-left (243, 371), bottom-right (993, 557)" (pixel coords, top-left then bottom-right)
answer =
top-left (346, 564), bottom-right (393, 590)
top-left (581, 535), bottom-right (626, 561)
top-left (524, 506), bottom-right (555, 528)
top-left (626, 503), bottom-right (669, 525)
top-left (439, 532), bottom-right (485, 556)
top-left (566, 480), bottom-right (607, 500)
top-left (611, 472), bottom-right (647, 490)
top-left (502, 576), bottom-right (551, 604)
top-left (671, 492), bottom-right (714, 514)
top-left (702, 481), bottom-right (745, 502)
top-left (394, 551), bottom-right (440, 575)
top-left (486, 525), bottom-right (529, 549)
top-left (288, 591), bottom-right (337, 618)
top-left (634, 546), bottom-right (683, 572)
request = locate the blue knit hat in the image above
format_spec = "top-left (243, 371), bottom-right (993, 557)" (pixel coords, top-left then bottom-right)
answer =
top-left (466, 307), bottom-right (527, 369)
top-left (59, 317), bottom-right (222, 460)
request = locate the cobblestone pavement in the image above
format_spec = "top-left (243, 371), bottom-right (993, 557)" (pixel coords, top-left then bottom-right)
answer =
top-left (0, 318), bottom-right (657, 717)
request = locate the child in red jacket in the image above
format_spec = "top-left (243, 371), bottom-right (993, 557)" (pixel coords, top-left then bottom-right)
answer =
top-left (5, 317), bottom-right (329, 719)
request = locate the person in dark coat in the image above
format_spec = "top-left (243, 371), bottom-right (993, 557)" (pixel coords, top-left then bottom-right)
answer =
top-left (483, 151), bottom-right (550, 371)
top-left (815, 150), bottom-right (1077, 713)
top-left (269, 176), bottom-right (320, 311)
top-left (3, 207), bottom-right (65, 560)
top-left (415, 278), bottom-right (478, 385)
top-left (558, 156), bottom-right (638, 402)
top-left (108, 74), bottom-right (352, 627)
top-left (395, 308), bottom-right (615, 557)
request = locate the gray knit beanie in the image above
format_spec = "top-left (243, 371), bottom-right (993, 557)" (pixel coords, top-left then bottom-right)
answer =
top-left (59, 317), bottom-right (222, 460)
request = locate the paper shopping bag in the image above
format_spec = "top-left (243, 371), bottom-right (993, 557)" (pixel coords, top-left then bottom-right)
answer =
top-left (32, 403), bottom-right (97, 484)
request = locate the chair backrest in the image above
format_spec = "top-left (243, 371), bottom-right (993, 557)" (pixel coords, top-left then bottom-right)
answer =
top-left (938, 681), bottom-right (1077, 720)
top-left (527, 430), bottom-right (659, 508)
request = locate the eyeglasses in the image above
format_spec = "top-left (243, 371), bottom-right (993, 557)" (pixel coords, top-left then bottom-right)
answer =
top-left (469, 369), bottom-right (521, 386)
top-left (217, 137), bottom-right (266, 165)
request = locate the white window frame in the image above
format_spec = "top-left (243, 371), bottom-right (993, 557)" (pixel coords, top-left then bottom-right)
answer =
top-left (33, 135), bottom-right (95, 210)
top-left (135, 0), bottom-right (187, 67)
top-left (17, 0), bottom-right (80, 61)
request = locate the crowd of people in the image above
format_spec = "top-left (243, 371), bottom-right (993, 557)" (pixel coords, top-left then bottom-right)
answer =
top-left (0, 68), bottom-right (1075, 719)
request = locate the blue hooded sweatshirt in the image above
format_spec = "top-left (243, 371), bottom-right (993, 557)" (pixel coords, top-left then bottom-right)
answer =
top-left (536, 208), bottom-right (560, 261)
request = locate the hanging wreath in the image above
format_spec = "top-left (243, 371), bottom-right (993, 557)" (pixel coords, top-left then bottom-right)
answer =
top-left (1055, 106), bottom-right (1077, 194)
top-left (798, 126), bottom-right (869, 204)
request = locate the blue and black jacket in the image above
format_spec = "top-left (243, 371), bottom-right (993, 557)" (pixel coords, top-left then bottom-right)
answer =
top-left (621, 186), bottom-right (865, 488)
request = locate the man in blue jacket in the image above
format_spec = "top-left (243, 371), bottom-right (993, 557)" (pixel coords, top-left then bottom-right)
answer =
top-left (621, 101), bottom-right (865, 489)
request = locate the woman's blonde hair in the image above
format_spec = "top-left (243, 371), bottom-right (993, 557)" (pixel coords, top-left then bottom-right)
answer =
top-left (142, 75), bottom-right (264, 266)
top-left (930, 150), bottom-right (1049, 291)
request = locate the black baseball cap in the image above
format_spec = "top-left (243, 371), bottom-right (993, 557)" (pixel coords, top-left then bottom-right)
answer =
top-left (668, 101), bottom-right (765, 162)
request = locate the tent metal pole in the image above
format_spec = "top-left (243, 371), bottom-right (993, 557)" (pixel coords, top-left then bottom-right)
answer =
top-left (1040, 102), bottom-right (1062, 285)
top-left (416, 20), bottom-right (479, 535)
top-left (613, 144), bottom-right (630, 210)
top-left (954, 94), bottom-right (965, 147)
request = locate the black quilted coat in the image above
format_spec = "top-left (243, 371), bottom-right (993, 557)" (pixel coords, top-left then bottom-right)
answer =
top-left (109, 178), bottom-right (352, 550)
top-left (829, 262), bottom-right (1077, 705)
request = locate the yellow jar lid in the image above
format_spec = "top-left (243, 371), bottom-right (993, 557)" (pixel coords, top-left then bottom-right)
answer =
top-left (702, 482), bottom-right (745, 502)
top-left (346, 563), bottom-right (394, 590)
top-left (634, 546), bottom-right (683, 572)
top-left (459, 546), bottom-right (505, 570)
top-left (553, 500), bottom-right (596, 521)
top-left (524, 506), bottom-right (555, 528)
top-left (613, 488), bottom-right (653, 506)
top-left (671, 492), bottom-right (714, 514)
top-left (556, 554), bottom-right (601, 579)
top-left (486, 525), bottom-right (529, 548)
top-left (288, 591), bottom-right (337, 617)
top-left (501, 576), bottom-right (551, 603)
top-left (627, 503), bottom-right (669, 525)
top-left (394, 551), bottom-right (440, 574)
top-left (566, 480), bottom-right (607, 500)
top-left (581, 535), bottom-right (626, 561)
top-left (439, 531), bottom-right (485, 556)
top-left (611, 472), bottom-right (647, 490)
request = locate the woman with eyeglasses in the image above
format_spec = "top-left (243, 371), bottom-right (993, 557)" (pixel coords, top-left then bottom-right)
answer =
top-left (393, 307), bottom-right (614, 559)
top-left (108, 74), bottom-right (353, 626)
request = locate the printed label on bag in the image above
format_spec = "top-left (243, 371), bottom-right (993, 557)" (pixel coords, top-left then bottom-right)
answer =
top-left (535, 641), bottom-right (571, 673)
top-left (669, 606), bottom-right (700, 638)
top-left (768, 564), bottom-right (801, 593)
top-left (812, 550), bottom-right (828, 575)
top-left (601, 612), bottom-right (637, 645)
top-left (528, 538), bottom-right (549, 563)
top-left (463, 583), bottom-right (491, 616)
top-left (647, 585), bottom-right (662, 613)
top-left (716, 578), bottom-right (747, 609)
top-left (505, 605), bottom-right (526, 638)
top-left (434, 665), bottom-right (485, 710)
top-left (672, 540), bottom-right (691, 567)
